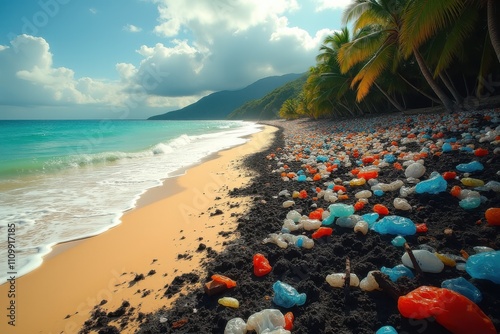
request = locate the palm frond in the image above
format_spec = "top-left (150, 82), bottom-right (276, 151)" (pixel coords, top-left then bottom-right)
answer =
top-left (338, 28), bottom-right (386, 73)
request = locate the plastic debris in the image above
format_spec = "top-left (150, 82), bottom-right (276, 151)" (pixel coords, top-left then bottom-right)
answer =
top-left (272, 281), bottom-right (307, 308)
top-left (380, 264), bottom-right (414, 282)
top-left (461, 177), bottom-right (485, 187)
top-left (398, 286), bottom-right (496, 334)
top-left (284, 312), bottom-right (294, 331)
top-left (218, 297), bottom-right (240, 308)
top-left (376, 325), bottom-right (398, 334)
top-left (254, 253), bottom-right (272, 277)
top-left (212, 274), bottom-right (237, 288)
top-left (282, 200), bottom-right (295, 208)
top-left (311, 227), bottom-right (333, 239)
top-left (415, 173), bottom-right (447, 194)
top-left (401, 249), bottom-right (444, 273)
top-left (373, 204), bottom-right (389, 215)
top-left (391, 236), bottom-right (406, 247)
top-left (404, 162), bottom-right (426, 179)
top-left (263, 233), bottom-right (314, 249)
top-left (372, 215), bottom-right (417, 236)
top-left (456, 161), bottom-right (484, 173)
top-left (465, 250), bottom-right (500, 284)
top-left (328, 203), bottom-right (355, 217)
top-left (485, 207), bottom-right (500, 225)
top-left (325, 273), bottom-right (360, 288)
top-left (393, 198), bottom-right (412, 211)
top-left (224, 317), bottom-right (247, 334)
top-left (459, 197), bottom-right (481, 209)
top-left (441, 277), bottom-right (482, 303)
top-left (354, 221), bottom-right (369, 235)
top-left (360, 271), bottom-right (381, 291)
top-left (246, 309), bottom-right (290, 334)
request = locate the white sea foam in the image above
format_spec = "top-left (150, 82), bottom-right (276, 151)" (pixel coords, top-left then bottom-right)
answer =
top-left (0, 121), bottom-right (262, 284)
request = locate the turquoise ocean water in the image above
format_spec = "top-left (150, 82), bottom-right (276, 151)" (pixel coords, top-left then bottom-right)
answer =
top-left (0, 120), bottom-right (261, 284)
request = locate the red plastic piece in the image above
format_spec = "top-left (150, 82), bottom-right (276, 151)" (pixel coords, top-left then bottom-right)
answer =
top-left (253, 253), bottom-right (272, 277)
top-left (354, 201), bottom-right (365, 211)
top-left (312, 227), bottom-right (333, 239)
top-left (485, 208), bottom-right (500, 226)
top-left (373, 204), bottom-right (389, 215)
top-left (442, 171), bottom-right (457, 180)
top-left (450, 186), bottom-right (462, 197)
top-left (284, 312), bottom-right (294, 330)
top-left (333, 185), bottom-right (347, 192)
top-left (362, 156), bottom-right (375, 164)
top-left (398, 286), bottom-right (496, 334)
top-left (474, 148), bottom-right (489, 157)
top-left (309, 208), bottom-right (324, 220)
top-left (358, 170), bottom-right (379, 180)
top-left (211, 274), bottom-right (237, 288)
top-left (416, 223), bottom-right (428, 233)
top-left (299, 190), bottom-right (308, 199)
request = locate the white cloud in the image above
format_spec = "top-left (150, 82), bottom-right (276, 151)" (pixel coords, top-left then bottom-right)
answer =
top-left (123, 24), bottom-right (143, 33)
top-left (313, 0), bottom-right (352, 11)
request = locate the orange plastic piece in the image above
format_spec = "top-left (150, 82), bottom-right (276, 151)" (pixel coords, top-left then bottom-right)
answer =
top-left (311, 227), bottom-right (333, 239)
top-left (211, 274), bottom-right (237, 288)
top-left (333, 185), bottom-right (347, 192)
top-left (284, 312), bottom-right (294, 331)
top-left (485, 208), bottom-right (500, 226)
top-left (393, 162), bottom-right (403, 170)
top-left (450, 185), bottom-right (462, 197)
top-left (299, 190), bottom-right (308, 199)
top-left (351, 168), bottom-right (360, 175)
top-left (354, 201), bottom-right (365, 211)
top-left (358, 170), bottom-right (378, 180)
top-left (309, 208), bottom-right (324, 220)
top-left (373, 204), bottom-right (389, 215)
top-left (442, 171), bottom-right (457, 180)
top-left (416, 223), bottom-right (428, 233)
top-left (460, 249), bottom-right (469, 259)
top-left (362, 156), bottom-right (375, 164)
top-left (253, 253), bottom-right (272, 277)
top-left (313, 173), bottom-right (321, 181)
top-left (474, 148), bottom-right (489, 157)
top-left (398, 286), bottom-right (496, 334)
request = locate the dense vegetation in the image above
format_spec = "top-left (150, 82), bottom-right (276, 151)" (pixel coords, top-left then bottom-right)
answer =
top-left (280, 0), bottom-right (500, 120)
top-left (228, 74), bottom-right (307, 120)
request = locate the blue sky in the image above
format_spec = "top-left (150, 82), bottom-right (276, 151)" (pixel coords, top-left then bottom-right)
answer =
top-left (0, 0), bottom-right (348, 119)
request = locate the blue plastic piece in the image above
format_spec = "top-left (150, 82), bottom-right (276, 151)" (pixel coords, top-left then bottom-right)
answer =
top-left (297, 170), bottom-right (305, 175)
top-left (460, 146), bottom-right (474, 153)
top-left (374, 189), bottom-right (385, 196)
top-left (297, 175), bottom-right (307, 182)
top-left (459, 197), bottom-right (481, 209)
top-left (384, 154), bottom-right (396, 163)
top-left (316, 155), bottom-right (328, 162)
top-left (444, 137), bottom-right (457, 143)
top-left (322, 214), bottom-right (336, 226)
top-left (376, 325), bottom-right (398, 334)
top-left (295, 236), bottom-right (304, 247)
top-left (465, 250), bottom-right (500, 284)
top-left (442, 142), bottom-right (452, 152)
top-left (391, 236), bottom-right (406, 247)
top-left (372, 215), bottom-right (417, 236)
top-left (328, 203), bottom-right (355, 217)
top-left (272, 281), bottom-right (306, 308)
top-left (381, 264), bottom-right (414, 282)
top-left (441, 277), bottom-right (482, 303)
top-left (415, 174), bottom-right (447, 194)
top-left (456, 161), bottom-right (484, 173)
top-left (362, 213), bottom-right (379, 228)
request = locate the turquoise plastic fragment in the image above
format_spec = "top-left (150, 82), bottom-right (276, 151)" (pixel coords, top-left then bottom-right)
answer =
top-left (272, 280), bottom-right (306, 308)
top-left (383, 154), bottom-right (396, 163)
top-left (316, 155), bottom-right (328, 162)
top-left (374, 189), bottom-right (384, 196)
top-left (459, 197), bottom-right (481, 209)
top-left (362, 212), bottom-right (379, 228)
top-left (391, 236), bottom-right (406, 247)
top-left (441, 277), bottom-right (482, 303)
top-left (297, 174), bottom-right (307, 182)
top-left (415, 174), bottom-right (447, 194)
top-left (381, 264), bottom-right (414, 282)
top-left (456, 161), bottom-right (484, 173)
top-left (465, 250), bottom-right (500, 284)
top-left (376, 325), bottom-right (398, 334)
top-left (328, 203), bottom-right (355, 217)
top-left (460, 146), bottom-right (474, 153)
top-left (372, 215), bottom-right (417, 236)
top-left (322, 214), bottom-right (336, 226)
top-left (442, 142), bottom-right (452, 152)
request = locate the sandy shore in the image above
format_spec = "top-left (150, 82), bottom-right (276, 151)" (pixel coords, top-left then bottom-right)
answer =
top-left (0, 125), bottom-right (277, 334)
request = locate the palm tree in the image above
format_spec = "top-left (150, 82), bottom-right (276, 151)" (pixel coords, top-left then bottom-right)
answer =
top-left (340, 0), bottom-right (456, 112)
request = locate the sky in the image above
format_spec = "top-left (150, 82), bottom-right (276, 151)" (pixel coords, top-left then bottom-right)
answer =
top-left (0, 0), bottom-right (349, 119)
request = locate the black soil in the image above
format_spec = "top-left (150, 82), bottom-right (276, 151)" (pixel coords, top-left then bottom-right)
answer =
top-left (81, 111), bottom-right (500, 334)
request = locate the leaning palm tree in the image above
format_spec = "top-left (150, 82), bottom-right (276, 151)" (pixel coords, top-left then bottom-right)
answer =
top-left (340, 0), bottom-right (455, 112)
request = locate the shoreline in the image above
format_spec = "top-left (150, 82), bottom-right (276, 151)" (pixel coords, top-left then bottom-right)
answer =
top-left (0, 125), bottom-right (278, 334)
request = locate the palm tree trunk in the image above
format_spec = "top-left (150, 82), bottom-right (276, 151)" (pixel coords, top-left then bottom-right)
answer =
top-left (398, 74), bottom-right (441, 104)
top-left (440, 71), bottom-right (463, 104)
top-left (374, 82), bottom-right (405, 112)
top-left (487, 0), bottom-right (500, 63)
top-left (413, 48), bottom-right (455, 112)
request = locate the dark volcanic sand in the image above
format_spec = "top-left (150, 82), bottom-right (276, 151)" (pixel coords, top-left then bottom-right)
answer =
top-left (82, 111), bottom-right (500, 334)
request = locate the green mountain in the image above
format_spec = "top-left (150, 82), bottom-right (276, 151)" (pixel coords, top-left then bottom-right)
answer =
top-left (227, 73), bottom-right (307, 120)
top-left (148, 73), bottom-right (302, 120)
